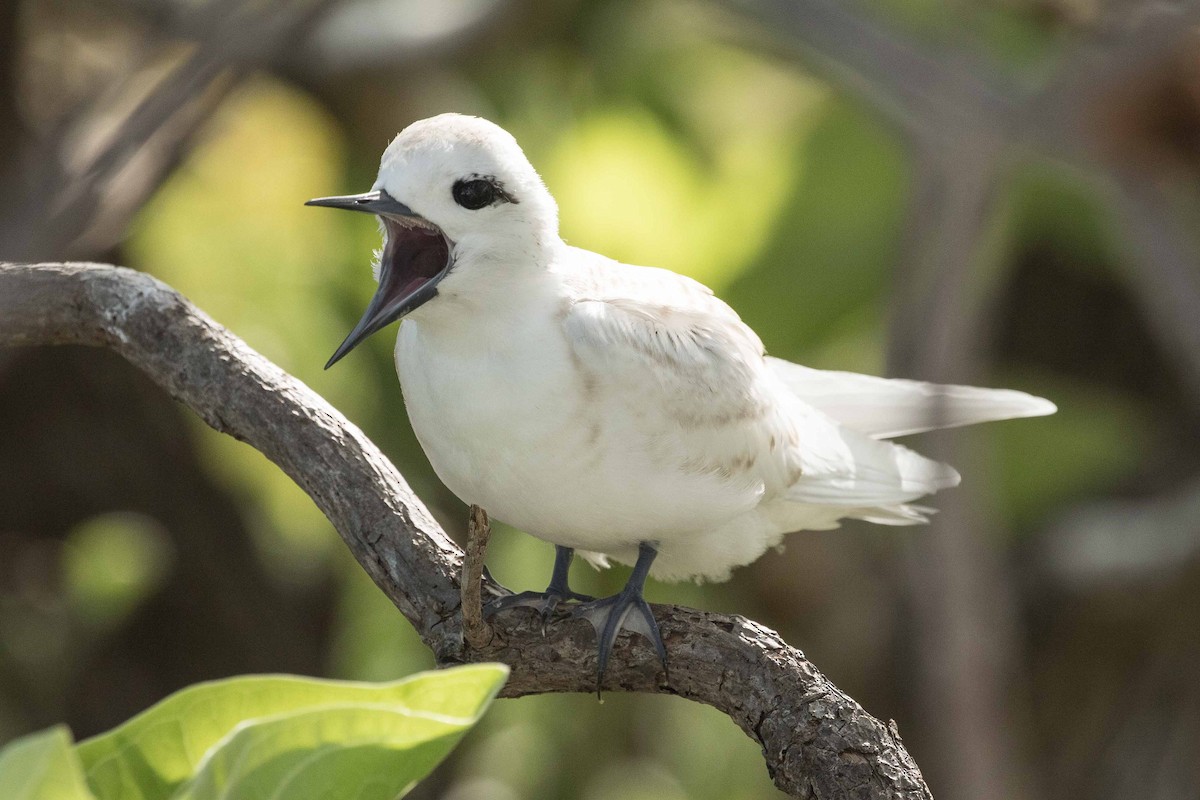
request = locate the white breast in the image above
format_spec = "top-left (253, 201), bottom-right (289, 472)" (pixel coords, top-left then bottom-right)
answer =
top-left (394, 305), bottom-right (762, 553)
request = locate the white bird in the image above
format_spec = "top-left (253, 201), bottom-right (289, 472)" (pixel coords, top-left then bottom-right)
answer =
top-left (308, 113), bottom-right (1055, 680)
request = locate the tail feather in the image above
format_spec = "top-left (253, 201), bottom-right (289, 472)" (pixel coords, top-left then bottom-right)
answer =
top-left (768, 357), bottom-right (1056, 439)
top-left (852, 504), bottom-right (937, 526)
top-left (785, 432), bottom-right (961, 508)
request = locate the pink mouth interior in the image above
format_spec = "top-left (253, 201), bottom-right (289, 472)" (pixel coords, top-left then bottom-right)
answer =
top-left (382, 218), bottom-right (451, 300)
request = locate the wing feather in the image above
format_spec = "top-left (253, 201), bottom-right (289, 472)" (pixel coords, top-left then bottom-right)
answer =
top-left (562, 261), bottom-right (781, 498)
top-left (561, 256), bottom-right (962, 512)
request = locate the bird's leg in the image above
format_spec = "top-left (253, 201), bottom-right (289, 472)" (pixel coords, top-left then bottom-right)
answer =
top-left (573, 542), bottom-right (667, 688)
top-left (545, 545), bottom-right (596, 604)
top-left (484, 545), bottom-right (595, 624)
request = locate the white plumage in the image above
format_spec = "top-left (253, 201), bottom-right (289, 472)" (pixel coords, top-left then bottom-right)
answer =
top-left (317, 113), bottom-right (1055, 586)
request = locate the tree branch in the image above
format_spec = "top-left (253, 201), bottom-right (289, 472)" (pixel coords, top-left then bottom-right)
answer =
top-left (0, 262), bottom-right (932, 799)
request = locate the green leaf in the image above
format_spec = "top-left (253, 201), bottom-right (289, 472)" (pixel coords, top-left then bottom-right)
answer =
top-left (77, 664), bottom-right (508, 800)
top-left (172, 704), bottom-right (466, 800)
top-left (0, 726), bottom-right (96, 800)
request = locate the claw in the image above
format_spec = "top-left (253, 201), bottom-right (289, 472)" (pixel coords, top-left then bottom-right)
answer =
top-left (484, 590), bottom-right (555, 616)
top-left (484, 587), bottom-right (594, 629)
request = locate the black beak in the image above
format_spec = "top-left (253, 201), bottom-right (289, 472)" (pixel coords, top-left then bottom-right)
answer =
top-left (305, 189), bottom-right (418, 217)
top-left (307, 189), bottom-right (452, 369)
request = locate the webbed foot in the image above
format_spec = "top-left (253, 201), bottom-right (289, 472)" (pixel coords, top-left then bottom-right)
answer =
top-left (483, 546), bottom-right (594, 632)
top-left (572, 542), bottom-right (667, 689)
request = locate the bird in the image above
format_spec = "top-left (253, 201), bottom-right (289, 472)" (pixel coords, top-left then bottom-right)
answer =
top-left (307, 113), bottom-right (1055, 683)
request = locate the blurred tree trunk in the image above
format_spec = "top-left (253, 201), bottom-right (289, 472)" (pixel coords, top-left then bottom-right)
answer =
top-left (0, 345), bottom-right (336, 737)
top-left (887, 136), bottom-right (1033, 800)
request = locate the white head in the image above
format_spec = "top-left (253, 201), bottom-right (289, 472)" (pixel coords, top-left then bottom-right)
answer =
top-left (375, 114), bottom-right (558, 254)
top-left (307, 114), bottom-right (560, 367)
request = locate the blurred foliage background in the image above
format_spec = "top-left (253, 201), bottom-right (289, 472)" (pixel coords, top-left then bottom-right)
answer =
top-left (3, 0), bottom-right (1200, 798)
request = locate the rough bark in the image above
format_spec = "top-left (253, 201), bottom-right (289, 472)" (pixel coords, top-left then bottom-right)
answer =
top-left (0, 262), bottom-right (932, 800)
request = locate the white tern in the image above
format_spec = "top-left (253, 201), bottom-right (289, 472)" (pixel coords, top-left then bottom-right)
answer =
top-left (308, 113), bottom-right (1055, 681)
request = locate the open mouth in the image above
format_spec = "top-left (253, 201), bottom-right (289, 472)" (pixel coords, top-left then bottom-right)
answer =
top-left (376, 215), bottom-right (452, 319)
top-left (305, 189), bottom-right (453, 368)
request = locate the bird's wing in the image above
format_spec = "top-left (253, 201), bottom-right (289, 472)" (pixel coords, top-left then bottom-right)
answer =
top-left (561, 259), bottom-right (960, 509)
top-left (767, 358), bottom-right (1056, 439)
top-left (562, 261), bottom-right (782, 494)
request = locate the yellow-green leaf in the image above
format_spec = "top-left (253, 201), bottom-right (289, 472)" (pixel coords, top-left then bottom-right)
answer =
top-left (173, 704), bottom-right (468, 800)
top-left (77, 665), bottom-right (508, 800)
top-left (0, 726), bottom-right (95, 800)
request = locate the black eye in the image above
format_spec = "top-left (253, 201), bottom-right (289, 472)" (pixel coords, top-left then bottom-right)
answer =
top-left (452, 178), bottom-right (497, 210)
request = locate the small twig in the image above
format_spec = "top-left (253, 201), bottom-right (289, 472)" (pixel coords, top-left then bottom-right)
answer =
top-left (5, 0), bottom-right (343, 260)
top-left (716, 0), bottom-right (1020, 142)
top-left (461, 504), bottom-right (493, 649)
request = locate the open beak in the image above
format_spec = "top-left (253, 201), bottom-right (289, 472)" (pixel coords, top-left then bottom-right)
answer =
top-left (306, 189), bottom-right (452, 369)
